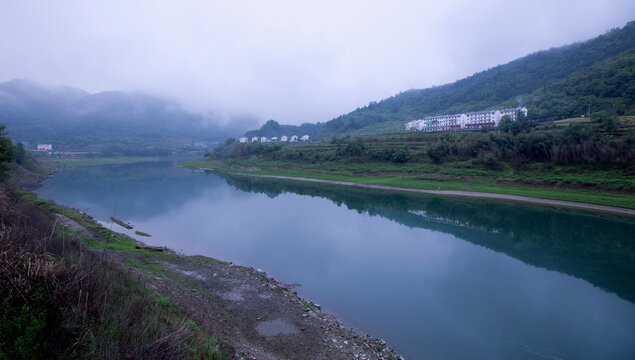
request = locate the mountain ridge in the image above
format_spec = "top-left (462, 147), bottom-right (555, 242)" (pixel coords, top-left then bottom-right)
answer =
top-left (245, 20), bottom-right (635, 139)
top-left (0, 79), bottom-right (258, 151)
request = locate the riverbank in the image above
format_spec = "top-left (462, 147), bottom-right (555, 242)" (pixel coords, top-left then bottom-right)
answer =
top-left (184, 160), bottom-right (635, 214)
top-left (6, 187), bottom-right (403, 359)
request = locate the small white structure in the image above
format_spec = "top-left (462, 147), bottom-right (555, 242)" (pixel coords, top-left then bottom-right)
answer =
top-left (290, 135), bottom-right (298, 143)
top-left (239, 137), bottom-right (248, 143)
top-left (251, 136), bottom-right (259, 143)
top-left (260, 136), bottom-right (268, 143)
top-left (37, 144), bottom-right (53, 151)
top-left (280, 135), bottom-right (288, 142)
top-left (271, 137), bottom-right (278, 142)
top-left (300, 135), bottom-right (310, 141)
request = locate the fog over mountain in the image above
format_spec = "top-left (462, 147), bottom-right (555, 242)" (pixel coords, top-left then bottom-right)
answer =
top-left (0, 1), bottom-right (634, 127)
top-left (0, 79), bottom-right (258, 149)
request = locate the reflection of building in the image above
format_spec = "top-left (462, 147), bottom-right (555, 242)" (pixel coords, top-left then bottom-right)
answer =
top-left (37, 144), bottom-right (53, 151)
top-left (405, 107), bottom-right (528, 132)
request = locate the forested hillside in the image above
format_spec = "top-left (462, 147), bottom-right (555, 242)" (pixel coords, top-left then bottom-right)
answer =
top-left (0, 80), bottom-right (255, 153)
top-left (246, 21), bottom-right (635, 139)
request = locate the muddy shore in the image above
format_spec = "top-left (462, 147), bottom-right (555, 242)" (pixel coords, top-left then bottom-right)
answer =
top-left (57, 213), bottom-right (404, 359)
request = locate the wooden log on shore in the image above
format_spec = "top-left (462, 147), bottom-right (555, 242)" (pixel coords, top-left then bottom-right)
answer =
top-left (135, 245), bottom-right (165, 252)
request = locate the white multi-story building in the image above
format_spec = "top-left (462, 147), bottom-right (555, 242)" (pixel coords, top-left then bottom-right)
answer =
top-left (280, 135), bottom-right (288, 142)
top-left (260, 136), bottom-right (268, 143)
top-left (37, 144), bottom-right (53, 151)
top-left (300, 135), bottom-right (310, 141)
top-left (290, 135), bottom-right (298, 142)
top-left (251, 136), bottom-right (259, 143)
top-left (405, 107), bottom-right (528, 132)
top-left (239, 137), bottom-right (248, 143)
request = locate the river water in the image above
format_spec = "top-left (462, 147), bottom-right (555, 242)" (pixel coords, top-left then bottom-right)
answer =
top-left (35, 160), bottom-right (635, 360)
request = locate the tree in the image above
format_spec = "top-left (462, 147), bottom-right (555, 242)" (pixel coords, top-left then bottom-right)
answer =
top-left (426, 143), bottom-right (444, 163)
top-left (0, 124), bottom-right (15, 174)
top-left (15, 142), bottom-right (25, 164)
top-left (498, 115), bottom-right (513, 133)
top-left (392, 148), bottom-right (410, 163)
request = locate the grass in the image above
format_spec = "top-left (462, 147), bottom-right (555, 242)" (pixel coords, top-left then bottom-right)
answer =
top-left (45, 155), bottom-right (163, 167)
top-left (185, 159), bottom-right (635, 210)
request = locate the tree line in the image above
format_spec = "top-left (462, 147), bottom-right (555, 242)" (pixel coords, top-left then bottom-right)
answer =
top-left (210, 119), bottom-right (634, 170)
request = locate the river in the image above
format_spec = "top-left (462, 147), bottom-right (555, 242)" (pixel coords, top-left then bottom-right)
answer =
top-left (35, 160), bottom-right (635, 360)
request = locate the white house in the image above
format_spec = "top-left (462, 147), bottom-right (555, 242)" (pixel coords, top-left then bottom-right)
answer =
top-left (37, 144), bottom-right (53, 151)
top-left (280, 135), bottom-right (288, 142)
top-left (271, 137), bottom-right (278, 142)
top-left (300, 135), bottom-right (310, 141)
top-left (260, 136), bottom-right (268, 143)
top-left (251, 136), bottom-right (259, 143)
top-left (290, 135), bottom-right (298, 142)
top-left (239, 137), bottom-right (248, 143)
top-left (405, 107), bottom-right (528, 132)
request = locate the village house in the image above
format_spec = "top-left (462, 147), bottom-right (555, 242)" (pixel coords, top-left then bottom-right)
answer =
top-left (290, 135), bottom-right (298, 142)
top-left (300, 135), bottom-right (310, 141)
top-left (251, 136), bottom-right (259, 143)
top-left (280, 135), bottom-right (288, 142)
top-left (260, 136), bottom-right (268, 143)
top-left (36, 144), bottom-right (53, 151)
top-left (239, 137), bottom-right (248, 143)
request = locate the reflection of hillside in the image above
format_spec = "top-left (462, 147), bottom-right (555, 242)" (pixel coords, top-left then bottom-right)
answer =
top-left (38, 162), bottom-right (225, 220)
top-left (219, 174), bottom-right (635, 304)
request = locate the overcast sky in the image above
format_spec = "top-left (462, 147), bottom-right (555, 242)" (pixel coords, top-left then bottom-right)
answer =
top-left (0, 1), bottom-right (633, 125)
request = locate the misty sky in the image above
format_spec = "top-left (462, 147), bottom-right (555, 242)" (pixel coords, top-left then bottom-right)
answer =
top-left (1, 1), bottom-right (633, 125)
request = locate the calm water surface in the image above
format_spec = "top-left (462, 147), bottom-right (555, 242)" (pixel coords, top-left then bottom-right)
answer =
top-left (36, 161), bottom-right (635, 360)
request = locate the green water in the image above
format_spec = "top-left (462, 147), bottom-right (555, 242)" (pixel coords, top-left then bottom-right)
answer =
top-left (36, 161), bottom-right (635, 359)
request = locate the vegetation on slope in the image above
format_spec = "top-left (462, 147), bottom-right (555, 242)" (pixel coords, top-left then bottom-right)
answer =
top-left (245, 21), bottom-right (635, 139)
top-left (0, 188), bottom-right (222, 359)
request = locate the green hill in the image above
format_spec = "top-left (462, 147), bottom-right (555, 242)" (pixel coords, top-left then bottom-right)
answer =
top-left (245, 21), bottom-right (635, 139)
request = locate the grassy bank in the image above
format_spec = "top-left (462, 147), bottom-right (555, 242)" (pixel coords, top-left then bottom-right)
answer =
top-left (1, 188), bottom-right (223, 359)
top-left (44, 155), bottom-right (164, 167)
top-left (194, 118), bottom-right (635, 210)
top-left (184, 159), bottom-right (635, 210)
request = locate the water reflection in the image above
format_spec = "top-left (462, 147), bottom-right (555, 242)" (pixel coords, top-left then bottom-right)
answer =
top-left (35, 162), bottom-right (635, 360)
top-left (220, 173), bottom-right (635, 304)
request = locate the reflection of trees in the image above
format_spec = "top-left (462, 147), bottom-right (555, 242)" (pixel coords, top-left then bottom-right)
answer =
top-left (221, 174), bottom-right (635, 303)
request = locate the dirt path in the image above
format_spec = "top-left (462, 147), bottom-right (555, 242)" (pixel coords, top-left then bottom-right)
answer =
top-left (231, 173), bottom-right (635, 216)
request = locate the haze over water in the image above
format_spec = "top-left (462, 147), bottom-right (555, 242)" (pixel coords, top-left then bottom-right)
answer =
top-left (36, 161), bottom-right (635, 359)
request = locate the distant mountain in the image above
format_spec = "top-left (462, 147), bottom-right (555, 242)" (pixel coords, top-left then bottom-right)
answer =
top-left (245, 20), bottom-right (635, 139)
top-left (0, 79), bottom-right (257, 151)
top-left (243, 119), bottom-right (320, 139)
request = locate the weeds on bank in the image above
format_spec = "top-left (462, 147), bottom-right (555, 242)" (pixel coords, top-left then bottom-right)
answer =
top-left (0, 187), bottom-right (223, 359)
